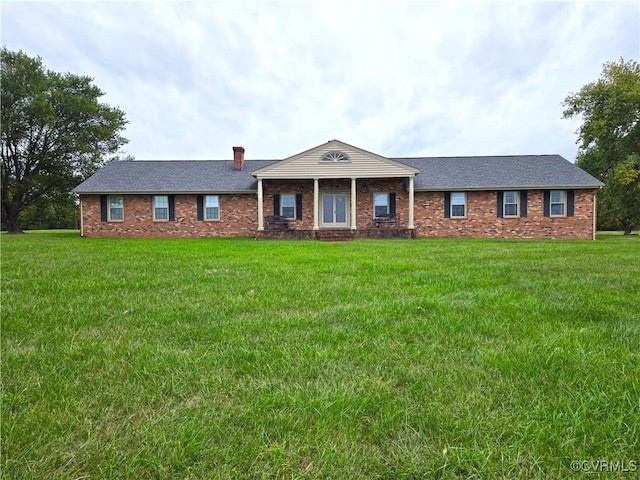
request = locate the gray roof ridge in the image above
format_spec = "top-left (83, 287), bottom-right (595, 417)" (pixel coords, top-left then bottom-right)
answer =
top-left (392, 153), bottom-right (562, 159)
top-left (115, 158), bottom-right (280, 162)
top-left (113, 155), bottom-right (562, 163)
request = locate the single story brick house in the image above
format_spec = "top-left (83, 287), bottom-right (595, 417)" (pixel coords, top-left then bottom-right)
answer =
top-left (73, 139), bottom-right (603, 240)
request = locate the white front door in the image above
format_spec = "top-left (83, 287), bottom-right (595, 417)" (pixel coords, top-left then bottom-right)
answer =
top-left (322, 193), bottom-right (348, 228)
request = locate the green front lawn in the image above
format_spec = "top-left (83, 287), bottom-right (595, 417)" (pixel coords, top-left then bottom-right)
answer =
top-left (2, 231), bottom-right (639, 479)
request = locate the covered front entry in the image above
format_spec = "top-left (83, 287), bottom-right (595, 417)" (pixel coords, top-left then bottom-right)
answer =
top-left (252, 139), bottom-right (419, 235)
top-left (322, 193), bottom-right (349, 228)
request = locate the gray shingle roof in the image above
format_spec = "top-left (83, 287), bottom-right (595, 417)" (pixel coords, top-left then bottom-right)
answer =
top-left (397, 155), bottom-right (603, 190)
top-left (73, 154), bottom-right (602, 194)
top-left (73, 160), bottom-right (279, 194)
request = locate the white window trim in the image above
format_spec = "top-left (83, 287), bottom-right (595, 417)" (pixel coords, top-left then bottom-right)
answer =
top-left (108, 195), bottom-right (124, 222)
top-left (450, 192), bottom-right (467, 218)
top-left (280, 193), bottom-right (296, 219)
top-left (320, 151), bottom-right (350, 163)
top-left (550, 190), bottom-right (566, 217)
top-left (373, 192), bottom-right (390, 217)
top-left (153, 195), bottom-right (169, 222)
top-left (503, 191), bottom-right (519, 218)
top-left (205, 195), bottom-right (220, 221)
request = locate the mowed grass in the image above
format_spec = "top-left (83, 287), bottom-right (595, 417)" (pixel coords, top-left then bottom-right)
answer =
top-left (2, 231), bottom-right (639, 479)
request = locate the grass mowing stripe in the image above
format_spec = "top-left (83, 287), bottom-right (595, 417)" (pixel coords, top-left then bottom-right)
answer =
top-left (2, 231), bottom-right (639, 478)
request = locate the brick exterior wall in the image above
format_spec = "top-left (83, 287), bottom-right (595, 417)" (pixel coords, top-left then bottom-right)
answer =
top-left (263, 178), bottom-right (408, 230)
top-left (414, 189), bottom-right (598, 239)
top-left (80, 186), bottom-right (598, 240)
top-left (80, 194), bottom-right (257, 238)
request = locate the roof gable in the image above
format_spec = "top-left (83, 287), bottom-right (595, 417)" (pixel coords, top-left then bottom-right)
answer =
top-left (251, 139), bottom-right (420, 179)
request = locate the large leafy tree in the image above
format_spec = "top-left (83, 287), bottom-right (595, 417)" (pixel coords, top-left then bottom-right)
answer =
top-left (1, 47), bottom-right (129, 233)
top-left (563, 58), bottom-right (640, 234)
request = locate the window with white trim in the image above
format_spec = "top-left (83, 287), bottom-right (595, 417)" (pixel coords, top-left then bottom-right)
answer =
top-left (450, 192), bottom-right (466, 217)
top-left (374, 193), bottom-right (389, 217)
top-left (109, 195), bottom-right (124, 221)
top-left (280, 194), bottom-right (295, 219)
top-left (205, 195), bottom-right (219, 220)
top-left (503, 191), bottom-right (519, 217)
top-left (550, 190), bottom-right (565, 216)
top-left (154, 195), bottom-right (169, 221)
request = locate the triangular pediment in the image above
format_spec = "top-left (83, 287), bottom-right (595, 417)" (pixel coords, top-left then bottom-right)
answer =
top-left (251, 139), bottom-right (419, 179)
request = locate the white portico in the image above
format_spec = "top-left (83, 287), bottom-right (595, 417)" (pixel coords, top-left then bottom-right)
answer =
top-left (251, 139), bottom-right (419, 233)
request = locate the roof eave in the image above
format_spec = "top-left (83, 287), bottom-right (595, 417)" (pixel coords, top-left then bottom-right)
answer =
top-left (253, 172), bottom-right (418, 180)
top-left (415, 184), bottom-right (603, 192)
top-left (75, 189), bottom-right (258, 195)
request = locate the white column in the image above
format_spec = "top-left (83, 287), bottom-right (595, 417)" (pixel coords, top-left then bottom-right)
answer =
top-left (408, 176), bottom-right (415, 229)
top-left (257, 178), bottom-right (264, 231)
top-left (313, 178), bottom-right (319, 230)
top-left (351, 178), bottom-right (357, 230)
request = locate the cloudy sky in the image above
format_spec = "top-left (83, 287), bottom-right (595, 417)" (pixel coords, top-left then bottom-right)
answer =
top-left (2, 1), bottom-right (638, 161)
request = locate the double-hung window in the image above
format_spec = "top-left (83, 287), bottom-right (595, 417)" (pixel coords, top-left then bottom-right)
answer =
top-left (544, 190), bottom-right (573, 217)
top-left (450, 192), bottom-right (466, 218)
top-left (280, 194), bottom-right (296, 219)
top-left (205, 195), bottom-right (220, 220)
top-left (374, 193), bottom-right (389, 217)
top-left (109, 195), bottom-right (124, 221)
top-left (550, 190), bottom-right (565, 216)
top-left (154, 195), bottom-right (169, 221)
top-left (503, 191), bottom-right (519, 217)
top-left (499, 191), bottom-right (527, 218)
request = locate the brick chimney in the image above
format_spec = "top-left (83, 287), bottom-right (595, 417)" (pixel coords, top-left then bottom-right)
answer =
top-left (233, 146), bottom-right (245, 170)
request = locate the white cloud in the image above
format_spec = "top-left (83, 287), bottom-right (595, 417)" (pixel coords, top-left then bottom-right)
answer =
top-left (2, 1), bottom-right (638, 161)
